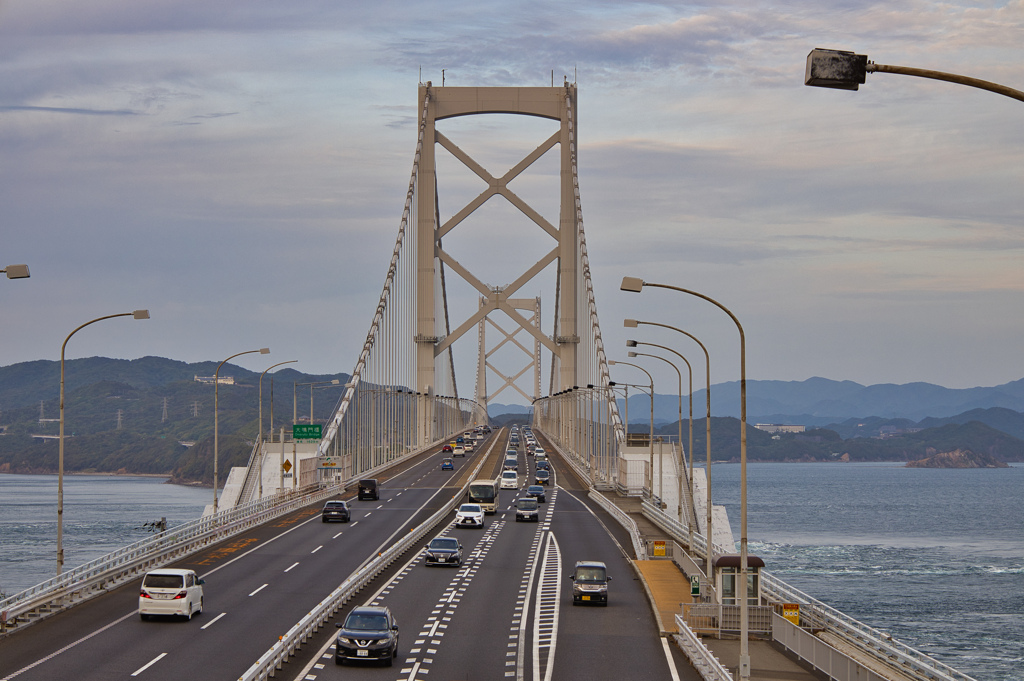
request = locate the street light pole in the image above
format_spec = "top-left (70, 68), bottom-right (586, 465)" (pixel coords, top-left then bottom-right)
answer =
top-left (58, 309), bottom-right (149, 574)
top-left (259, 361), bottom-right (297, 499)
top-left (629, 340), bottom-right (693, 531)
top-left (214, 348), bottom-right (270, 515)
top-left (626, 319), bottom-right (712, 571)
top-left (608, 360), bottom-right (655, 500)
top-left (621, 276), bottom-right (750, 681)
top-left (628, 349), bottom-right (687, 523)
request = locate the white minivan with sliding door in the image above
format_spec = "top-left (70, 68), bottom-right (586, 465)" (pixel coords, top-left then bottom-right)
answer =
top-left (139, 568), bottom-right (204, 620)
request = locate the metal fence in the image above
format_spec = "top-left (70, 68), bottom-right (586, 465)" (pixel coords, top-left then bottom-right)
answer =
top-left (0, 481), bottom-right (340, 635)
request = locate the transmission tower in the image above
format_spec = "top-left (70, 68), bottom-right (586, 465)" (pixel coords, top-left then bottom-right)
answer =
top-left (191, 401), bottom-right (200, 417)
top-left (162, 397), bottom-right (169, 422)
top-left (116, 409), bottom-right (124, 430)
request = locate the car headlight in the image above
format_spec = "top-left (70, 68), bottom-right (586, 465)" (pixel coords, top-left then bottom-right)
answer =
top-left (337, 637), bottom-right (351, 644)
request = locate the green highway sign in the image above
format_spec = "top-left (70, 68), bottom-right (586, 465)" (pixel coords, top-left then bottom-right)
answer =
top-left (293, 424), bottom-right (322, 440)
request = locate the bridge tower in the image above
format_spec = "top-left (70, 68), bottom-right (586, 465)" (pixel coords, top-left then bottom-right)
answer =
top-left (474, 295), bottom-right (543, 416)
top-left (415, 84), bottom-right (581, 435)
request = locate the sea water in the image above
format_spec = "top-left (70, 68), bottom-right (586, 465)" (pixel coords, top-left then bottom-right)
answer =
top-left (711, 461), bottom-right (1024, 681)
top-left (2, 466), bottom-right (1021, 679)
top-left (0, 474), bottom-right (210, 598)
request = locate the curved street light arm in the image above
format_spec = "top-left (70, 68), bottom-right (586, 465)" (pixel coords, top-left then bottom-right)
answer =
top-left (868, 63), bottom-right (1024, 103)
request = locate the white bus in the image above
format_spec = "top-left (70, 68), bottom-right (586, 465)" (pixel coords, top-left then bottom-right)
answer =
top-left (468, 478), bottom-right (500, 514)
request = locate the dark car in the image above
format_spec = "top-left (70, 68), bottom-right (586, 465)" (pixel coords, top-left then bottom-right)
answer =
top-left (321, 500), bottom-right (350, 523)
top-left (570, 560), bottom-right (611, 606)
top-left (526, 485), bottom-right (546, 503)
top-left (535, 469), bottom-right (551, 485)
top-left (423, 536), bottom-right (462, 566)
top-left (536, 460), bottom-right (550, 471)
top-left (335, 606), bottom-right (399, 666)
top-left (441, 457), bottom-right (454, 470)
top-left (515, 497), bottom-right (540, 522)
top-left (358, 479), bottom-right (379, 501)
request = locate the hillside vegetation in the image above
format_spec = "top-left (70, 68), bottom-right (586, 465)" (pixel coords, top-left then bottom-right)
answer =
top-left (0, 357), bottom-right (348, 486)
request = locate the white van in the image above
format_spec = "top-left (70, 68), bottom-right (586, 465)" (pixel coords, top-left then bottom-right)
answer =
top-left (139, 568), bottom-right (204, 620)
top-left (500, 469), bottom-right (519, 489)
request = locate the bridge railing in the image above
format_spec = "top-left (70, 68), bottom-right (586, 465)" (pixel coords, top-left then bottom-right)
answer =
top-left (640, 497), bottom-right (979, 681)
top-left (238, 441), bottom-right (492, 681)
top-left (760, 573), bottom-right (978, 681)
top-left (0, 481), bottom-right (338, 636)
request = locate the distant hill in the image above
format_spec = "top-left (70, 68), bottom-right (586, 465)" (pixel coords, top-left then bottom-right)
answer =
top-left (616, 376), bottom-right (1024, 424)
top-left (650, 417), bottom-right (1024, 463)
top-left (0, 356), bottom-right (349, 485)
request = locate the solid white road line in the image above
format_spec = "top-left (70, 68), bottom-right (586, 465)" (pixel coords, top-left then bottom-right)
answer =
top-left (661, 637), bottom-right (683, 681)
top-left (130, 652), bottom-right (166, 677)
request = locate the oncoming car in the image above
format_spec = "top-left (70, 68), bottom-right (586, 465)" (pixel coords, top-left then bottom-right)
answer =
top-left (526, 484), bottom-right (546, 503)
top-left (455, 503), bottom-right (485, 528)
top-left (500, 470), bottom-right (519, 490)
top-left (335, 606), bottom-right (399, 666)
top-left (423, 536), bottom-right (463, 566)
top-left (139, 568), bottom-right (204, 621)
top-left (515, 497), bottom-right (539, 522)
top-left (570, 560), bottom-right (611, 606)
top-left (535, 469), bottom-right (551, 485)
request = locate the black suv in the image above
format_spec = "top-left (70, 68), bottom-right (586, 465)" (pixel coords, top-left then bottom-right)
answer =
top-left (335, 606), bottom-right (399, 666)
top-left (321, 500), bottom-right (350, 523)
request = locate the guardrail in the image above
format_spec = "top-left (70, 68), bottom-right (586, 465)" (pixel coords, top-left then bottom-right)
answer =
top-left (641, 498), bottom-right (978, 681)
top-left (761, 573), bottom-right (978, 681)
top-left (771, 612), bottom-right (890, 681)
top-left (0, 482), bottom-right (338, 636)
top-left (586, 490), bottom-right (646, 560)
top-left (0, 436), bottom-right (459, 638)
top-left (237, 445), bottom-right (490, 680)
top-left (674, 614), bottom-right (733, 681)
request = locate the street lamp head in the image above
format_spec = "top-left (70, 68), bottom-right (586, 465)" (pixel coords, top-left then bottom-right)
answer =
top-left (3, 264), bottom-right (30, 279)
top-left (259, 347), bottom-right (270, 354)
top-left (627, 351), bottom-right (638, 358)
top-left (132, 309), bottom-right (150, 320)
top-left (608, 360), bottom-right (617, 366)
top-left (623, 319), bottom-right (638, 328)
top-left (620, 276), bottom-right (644, 293)
top-left (626, 340), bottom-right (637, 347)
top-left (330, 379), bottom-right (340, 385)
top-left (805, 48), bottom-right (868, 91)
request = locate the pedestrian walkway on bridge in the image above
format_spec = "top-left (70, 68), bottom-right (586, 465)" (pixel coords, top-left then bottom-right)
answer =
top-left (598, 493), bottom-right (821, 681)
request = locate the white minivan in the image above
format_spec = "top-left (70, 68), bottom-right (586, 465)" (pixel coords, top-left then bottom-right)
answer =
top-left (139, 568), bottom-right (204, 621)
top-left (500, 469), bottom-right (519, 490)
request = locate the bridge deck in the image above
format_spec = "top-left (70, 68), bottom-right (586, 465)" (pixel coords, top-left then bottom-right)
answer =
top-left (600, 492), bottom-right (821, 681)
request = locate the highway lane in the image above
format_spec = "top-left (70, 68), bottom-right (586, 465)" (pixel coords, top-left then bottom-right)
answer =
top-left (289, 426), bottom-right (699, 681)
top-left (0, 429), bottom-right (505, 681)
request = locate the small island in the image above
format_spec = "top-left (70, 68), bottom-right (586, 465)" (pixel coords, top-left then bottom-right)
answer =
top-left (906, 448), bottom-right (1009, 469)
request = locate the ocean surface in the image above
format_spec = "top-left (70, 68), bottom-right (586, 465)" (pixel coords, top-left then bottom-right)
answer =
top-left (0, 474), bottom-right (210, 597)
top-left (2, 465), bottom-right (1021, 680)
top-left (711, 461), bottom-right (1024, 681)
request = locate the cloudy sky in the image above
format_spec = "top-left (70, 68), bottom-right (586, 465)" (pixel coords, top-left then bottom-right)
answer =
top-left (2, 0), bottom-right (1023, 402)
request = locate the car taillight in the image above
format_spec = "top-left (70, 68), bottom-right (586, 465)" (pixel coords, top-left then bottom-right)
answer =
top-left (140, 591), bottom-right (152, 598)
top-left (172, 590), bottom-right (188, 599)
